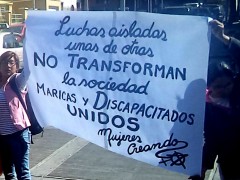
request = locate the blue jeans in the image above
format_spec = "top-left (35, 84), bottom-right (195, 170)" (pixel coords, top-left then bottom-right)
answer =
top-left (0, 128), bottom-right (31, 180)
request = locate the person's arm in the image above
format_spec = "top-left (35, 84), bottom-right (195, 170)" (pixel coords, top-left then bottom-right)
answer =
top-left (15, 69), bottom-right (29, 92)
top-left (209, 20), bottom-right (240, 62)
top-left (209, 20), bottom-right (230, 45)
top-left (228, 37), bottom-right (240, 61)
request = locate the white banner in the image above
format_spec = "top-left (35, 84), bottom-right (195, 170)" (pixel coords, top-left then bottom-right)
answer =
top-left (24, 11), bottom-right (210, 176)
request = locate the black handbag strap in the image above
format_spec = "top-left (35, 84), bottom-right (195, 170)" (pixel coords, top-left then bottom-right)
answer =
top-left (9, 74), bottom-right (28, 115)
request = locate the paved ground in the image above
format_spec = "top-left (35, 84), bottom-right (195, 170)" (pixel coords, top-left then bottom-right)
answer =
top-left (1, 127), bottom-right (219, 180)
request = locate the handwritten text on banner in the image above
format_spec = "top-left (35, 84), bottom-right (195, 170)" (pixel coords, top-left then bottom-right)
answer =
top-left (24, 11), bottom-right (210, 176)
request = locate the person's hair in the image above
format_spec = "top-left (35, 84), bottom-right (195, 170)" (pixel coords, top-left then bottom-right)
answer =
top-left (0, 51), bottom-right (20, 69)
top-left (207, 61), bottom-right (234, 87)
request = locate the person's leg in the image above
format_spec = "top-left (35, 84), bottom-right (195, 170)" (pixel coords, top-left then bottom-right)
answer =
top-left (0, 136), bottom-right (17, 180)
top-left (11, 129), bottom-right (31, 180)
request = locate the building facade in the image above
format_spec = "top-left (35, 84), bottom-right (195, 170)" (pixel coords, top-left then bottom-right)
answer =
top-left (0, 0), bottom-right (64, 24)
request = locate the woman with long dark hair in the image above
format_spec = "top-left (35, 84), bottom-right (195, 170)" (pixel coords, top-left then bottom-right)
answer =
top-left (0, 51), bottom-right (31, 180)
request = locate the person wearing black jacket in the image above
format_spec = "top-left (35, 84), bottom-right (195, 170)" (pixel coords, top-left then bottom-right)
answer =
top-left (203, 60), bottom-right (240, 180)
top-left (189, 20), bottom-right (240, 180)
top-left (202, 20), bottom-right (240, 180)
